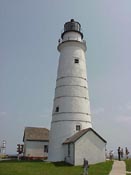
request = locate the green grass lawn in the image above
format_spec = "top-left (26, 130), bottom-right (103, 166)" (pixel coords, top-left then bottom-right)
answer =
top-left (0, 160), bottom-right (113, 175)
top-left (125, 159), bottom-right (131, 172)
top-left (89, 161), bottom-right (113, 175)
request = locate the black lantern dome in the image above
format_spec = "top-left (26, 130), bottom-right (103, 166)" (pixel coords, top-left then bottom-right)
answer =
top-left (61, 19), bottom-right (83, 39)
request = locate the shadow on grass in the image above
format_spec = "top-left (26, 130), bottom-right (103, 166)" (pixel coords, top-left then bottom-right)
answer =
top-left (52, 161), bottom-right (73, 167)
top-left (0, 159), bottom-right (43, 163)
top-left (0, 160), bottom-right (73, 167)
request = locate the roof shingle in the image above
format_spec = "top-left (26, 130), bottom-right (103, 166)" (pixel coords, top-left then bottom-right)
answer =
top-left (23, 127), bottom-right (49, 141)
top-left (63, 128), bottom-right (107, 144)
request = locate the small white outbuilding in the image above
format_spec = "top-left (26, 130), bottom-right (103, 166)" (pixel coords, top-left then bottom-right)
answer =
top-left (23, 127), bottom-right (49, 160)
top-left (63, 128), bottom-right (107, 165)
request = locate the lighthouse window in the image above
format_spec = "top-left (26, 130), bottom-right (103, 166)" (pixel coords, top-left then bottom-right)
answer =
top-left (74, 59), bottom-right (79, 63)
top-left (55, 106), bottom-right (59, 112)
top-left (76, 125), bottom-right (81, 131)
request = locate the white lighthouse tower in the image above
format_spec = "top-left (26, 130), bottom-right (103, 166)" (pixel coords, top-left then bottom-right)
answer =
top-left (48, 19), bottom-right (92, 162)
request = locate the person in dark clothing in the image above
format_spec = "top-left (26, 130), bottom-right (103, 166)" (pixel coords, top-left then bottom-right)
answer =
top-left (118, 146), bottom-right (121, 161)
top-left (125, 147), bottom-right (129, 159)
top-left (83, 158), bottom-right (89, 175)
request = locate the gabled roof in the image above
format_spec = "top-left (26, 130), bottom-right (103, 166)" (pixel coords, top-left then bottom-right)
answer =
top-left (23, 127), bottom-right (49, 142)
top-left (63, 128), bottom-right (107, 144)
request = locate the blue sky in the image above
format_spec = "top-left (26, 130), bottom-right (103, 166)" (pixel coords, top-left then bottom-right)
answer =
top-left (0, 0), bottom-right (131, 154)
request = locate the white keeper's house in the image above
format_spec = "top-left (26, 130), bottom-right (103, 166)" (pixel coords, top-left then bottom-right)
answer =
top-left (63, 128), bottom-right (106, 165)
top-left (23, 127), bottom-right (49, 159)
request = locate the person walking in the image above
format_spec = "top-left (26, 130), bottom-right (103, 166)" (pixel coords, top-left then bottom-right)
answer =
top-left (117, 147), bottom-right (121, 161)
top-left (125, 147), bottom-right (129, 159)
top-left (120, 148), bottom-right (123, 159)
top-left (109, 150), bottom-right (114, 160)
top-left (83, 158), bottom-right (89, 175)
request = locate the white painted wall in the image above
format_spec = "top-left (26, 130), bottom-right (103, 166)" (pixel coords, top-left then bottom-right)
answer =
top-left (57, 43), bottom-right (87, 79)
top-left (55, 86), bottom-right (89, 98)
top-left (24, 141), bottom-right (48, 158)
top-left (56, 76), bottom-right (88, 88)
top-left (62, 31), bottom-right (82, 42)
top-left (74, 131), bottom-right (106, 165)
top-left (63, 130), bottom-right (106, 165)
top-left (48, 120), bottom-right (92, 161)
top-left (63, 143), bottom-right (74, 165)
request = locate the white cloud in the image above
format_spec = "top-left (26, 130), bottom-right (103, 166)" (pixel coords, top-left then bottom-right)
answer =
top-left (116, 115), bottom-right (131, 123)
top-left (115, 103), bottom-right (131, 124)
top-left (126, 103), bottom-right (131, 110)
top-left (118, 102), bottom-right (131, 112)
top-left (92, 107), bottom-right (105, 116)
top-left (0, 112), bottom-right (7, 117)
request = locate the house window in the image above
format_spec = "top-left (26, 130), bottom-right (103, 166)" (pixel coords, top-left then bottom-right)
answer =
top-left (76, 125), bottom-right (81, 131)
top-left (55, 106), bottom-right (59, 112)
top-left (68, 144), bottom-right (70, 157)
top-left (74, 59), bottom-right (79, 63)
top-left (44, 145), bottom-right (48, 153)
